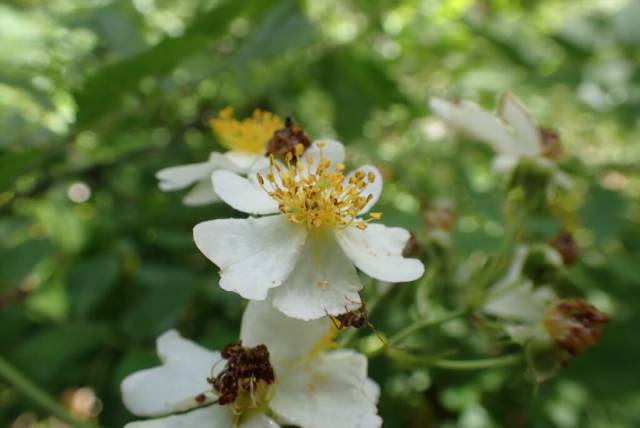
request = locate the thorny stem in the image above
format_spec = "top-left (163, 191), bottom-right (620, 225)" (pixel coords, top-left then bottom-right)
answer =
top-left (0, 355), bottom-right (101, 428)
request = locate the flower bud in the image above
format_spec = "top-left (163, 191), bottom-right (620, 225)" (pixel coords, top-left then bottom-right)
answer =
top-left (522, 244), bottom-right (563, 285)
top-left (402, 233), bottom-right (422, 258)
top-left (543, 299), bottom-right (608, 355)
top-left (508, 158), bottom-right (554, 212)
top-left (548, 230), bottom-right (579, 265)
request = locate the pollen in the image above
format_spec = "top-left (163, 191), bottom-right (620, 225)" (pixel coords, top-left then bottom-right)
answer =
top-left (210, 107), bottom-right (284, 154)
top-left (257, 144), bottom-right (381, 230)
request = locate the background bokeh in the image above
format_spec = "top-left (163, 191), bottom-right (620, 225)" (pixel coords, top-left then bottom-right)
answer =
top-left (1, 0), bottom-right (639, 427)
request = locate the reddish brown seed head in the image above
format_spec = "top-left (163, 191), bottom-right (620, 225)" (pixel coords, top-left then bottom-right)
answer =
top-left (548, 230), bottom-right (580, 265)
top-left (544, 299), bottom-right (608, 355)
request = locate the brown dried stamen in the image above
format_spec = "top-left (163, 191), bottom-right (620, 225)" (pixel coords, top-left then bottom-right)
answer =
top-left (208, 341), bottom-right (275, 412)
top-left (265, 116), bottom-right (311, 158)
top-left (539, 127), bottom-right (562, 160)
top-left (544, 299), bottom-right (608, 355)
top-left (548, 230), bottom-right (579, 265)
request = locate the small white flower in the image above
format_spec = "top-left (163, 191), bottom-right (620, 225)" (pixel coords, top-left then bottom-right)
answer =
top-left (429, 92), bottom-right (571, 187)
top-left (121, 301), bottom-right (381, 428)
top-left (156, 108), bottom-right (285, 206)
top-left (193, 140), bottom-right (425, 320)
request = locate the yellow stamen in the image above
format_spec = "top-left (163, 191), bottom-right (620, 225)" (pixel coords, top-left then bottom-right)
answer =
top-left (257, 148), bottom-right (382, 230)
top-left (210, 107), bottom-right (283, 154)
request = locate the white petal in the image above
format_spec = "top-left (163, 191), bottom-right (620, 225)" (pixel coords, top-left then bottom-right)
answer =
top-left (485, 283), bottom-right (556, 324)
top-left (430, 97), bottom-right (513, 154)
top-left (302, 139), bottom-right (346, 173)
top-left (270, 350), bottom-right (381, 428)
top-left (193, 216), bottom-right (307, 300)
top-left (554, 170), bottom-right (573, 189)
top-left (223, 151), bottom-right (263, 172)
top-left (272, 232), bottom-right (363, 321)
top-left (491, 154), bottom-right (519, 173)
top-left (182, 179), bottom-right (220, 206)
top-left (124, 406), bottom-right (231, 428)
top-left (211, 170), bottom-right (279, 215)
top-left (240, 301), bottom-right (329, 371)
top-left (121, 330), bottom-right (220, 417)
top-left (241, 413), bottom-right (281, 428)
top-left (124, 408), bottom-right (279, 428)
top-left (308, 139), bottom-right (345, 164)
top-left (363, 379), bottom-right (380, 404)
top-left (498, 92), bottom-right (541, 156)
top-left (156, 162), bottom-right (215, 191)
top-left (336, 224), bottom-right (424, 283)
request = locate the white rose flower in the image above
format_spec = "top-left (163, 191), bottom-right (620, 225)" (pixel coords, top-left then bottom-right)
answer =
top-left (156, 108), bottom-right (285, 206)
top-left (121, 301), bottom-right (381, 428)
top-left (429, 92), bottom-right (571, 188)
top-left (193, 140), bottom-right (425, 320)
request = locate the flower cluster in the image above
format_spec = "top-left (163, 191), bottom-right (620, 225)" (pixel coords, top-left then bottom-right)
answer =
top-left (127, 96), bottom-right (608, 426)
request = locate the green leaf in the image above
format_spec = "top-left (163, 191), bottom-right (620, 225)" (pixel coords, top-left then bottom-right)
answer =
top-left (67, 255), bottom-right (121, 317)
top-left (580, 185), bottom-right (626, 241)
top-left (230, 0), bottom-right (315, 64)
top-left (0, 148), bottom-right (44, 191)
top-left (0, 239), bottom-right (52, 291)
top-left (11, 323), bottom-right (113, 382)
top-left (315, 49), bottom-right (404, 139)
top-left (73, 0), bottom-right (250, 127)
top-left (120, 265), bottom-right (197, 339)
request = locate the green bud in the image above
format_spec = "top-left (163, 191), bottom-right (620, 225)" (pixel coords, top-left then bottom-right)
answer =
top-left (507, 158), bottom-right (554, 213)
top-left (522, 244), bottom-right (563, 285)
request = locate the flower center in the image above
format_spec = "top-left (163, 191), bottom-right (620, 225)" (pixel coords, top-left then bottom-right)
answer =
top-left (208, 341), bottom-right (275, 415)
top-left (257, 143), bottom-right (382, 230)
top-left (210, 107), bottom-right (283, 154)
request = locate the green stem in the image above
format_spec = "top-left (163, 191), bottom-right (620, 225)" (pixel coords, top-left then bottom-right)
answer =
top-left (388, 309), bottom-right (467, 346)
top-left (388, 351), bottom-right (523, 370)
top-left (467, 211), bottom-right (526, 309)
top-left (428, 354), bottom-right (523, 370)
top-left (0, 355), bottom-right (100, 428)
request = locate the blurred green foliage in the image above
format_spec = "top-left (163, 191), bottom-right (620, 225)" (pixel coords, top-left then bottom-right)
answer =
top-left (1, 0), bottom-right (639, 427)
